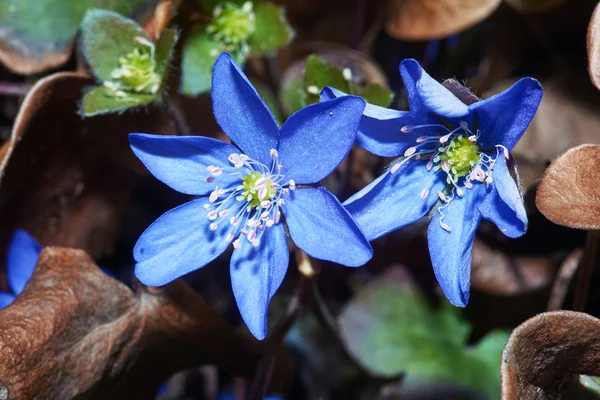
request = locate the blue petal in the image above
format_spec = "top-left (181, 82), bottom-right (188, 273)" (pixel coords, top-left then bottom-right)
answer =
top-left (478, 155), bottom-right (527, 237)
top-left (277, 96), bottom-right (365, 184)
top-left (321, 86), bottom-right (436, 157)
top-left (134, 198), bottom-right (238, 286)
top-left (129, 134), bottom-right (239, 196)
top-left (282, 187), bottom-right (372, 267)
top-left (470, 77), bottom-right (542, 151)
top-left (6, 229), bottom-right (41, 294)
top-left (0, 292), bottom-right (15, 308)
top-left (230, 223), bottom-right (288, 340)
top-left (212, 53), bottom-right (278, 165)
top-left (427, 191), bottom-right (483, 307)
top-left (399, 59), bottom-right (470, 118)
top-left (344, 162), bottom-right (447, 240)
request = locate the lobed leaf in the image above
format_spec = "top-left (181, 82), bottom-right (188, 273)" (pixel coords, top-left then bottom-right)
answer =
top-left (0, 0), bottom-right (156, 75)
top-left (339, 267), bottom-right (507, 399)
top-left (180, 28), bottom-right (223, 95)
top-left (80, 85), bottom-right (157, 116)
top-left (359, 83), bottom-right (394, 108)
top-left (80, 8), bottom-right (149, 82)
top-left (248, 2), bottom-right (294, 55)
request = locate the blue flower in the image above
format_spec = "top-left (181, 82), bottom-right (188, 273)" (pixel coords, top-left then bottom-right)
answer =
top-left (129, 52), bottom-right (373, 339)
top-left (322, 59), bottom-right (543, 307)
top-left (0, 229), bottom-right (42, 307)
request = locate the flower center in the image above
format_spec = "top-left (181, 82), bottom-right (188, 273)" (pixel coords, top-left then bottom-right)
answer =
top-left (207, 1), bottom-right (256, 48)
top-left (241, 171), bottom-right (277, 208)
top-left (105, 37), bottom-right (161, 97)
top-left (395, 120), bottom-right (508, 232)
top-left (203, 149), bottom-right (295, 248)
top-left (440, 136), bottom-right (481, 182)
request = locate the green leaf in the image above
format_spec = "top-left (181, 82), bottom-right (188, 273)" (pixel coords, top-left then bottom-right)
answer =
top-left (303, 55), bottom-right (351, 105)
top-left (339, 267), bottom-right (508, 400)
top-left (154, 28), bottom-right (179, 80)
top-left (247, 2), bottom-right (294, 56)
top-left (180, 28), bottom-right (222, 95)
top-left (80, 9), bottom-right (147, 82)
top-left (0, 0), bottom-right (155, 73)
top-left (359, 83), bottom-right (394, 108)
top-left (80, 85), bottom-right (156, 116)
top-left (279, 73), bottom-right (307, 116)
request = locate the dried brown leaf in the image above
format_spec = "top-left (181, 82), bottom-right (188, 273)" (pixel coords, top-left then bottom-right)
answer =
top-left (385, 0), bottom-right (502, 40)
top-left (588, 0), bottom-right (600, 90)
top-left (501, 310), bottom-right (600, 399)
top-left (0, 72), bottom-right (175, 260)
top-left (536, 144), bottom-right (600, 230)
top-left (0, 246), bottom-right (292, 400)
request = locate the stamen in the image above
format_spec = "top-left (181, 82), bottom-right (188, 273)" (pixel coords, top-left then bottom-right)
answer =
top-left (440, 221), bottom-right (452, 232)
top-left (270, 149), bottom-right (279, 158)
top-left (437, 191), bottom-right (447, 202)
top-left (420, 188), bottom-right (429, 199)
top-left (401, 125), bottom-right (414, 133)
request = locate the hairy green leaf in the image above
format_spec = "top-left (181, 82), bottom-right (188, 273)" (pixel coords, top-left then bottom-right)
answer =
top-left (248, 2), bottom-right (294, 55)
top-left (80, 85), bottom-right (156, 116)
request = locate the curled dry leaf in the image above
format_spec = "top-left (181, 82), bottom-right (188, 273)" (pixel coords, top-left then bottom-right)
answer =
top-left (0, 72), bottom-right (175, 260)
top-left (536, 144), bottom-right (600, 230)
top-left (501, 310), bottom-right (600, 399)
top-left (0, 247), bottom-right (292, 399)
top-left (385, 0), bottom-right (502, 40)
top-left (588, 0), bottom-right (600, 90)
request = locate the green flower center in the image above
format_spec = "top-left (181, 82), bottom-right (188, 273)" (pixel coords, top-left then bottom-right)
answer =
top-left (207, 1), bottom-right (256, 47)
top-left (241, 171), bottom-right (276, 208)
top-left (108, 39), bottom-right (161, 95)
top-left (440, 136), bottom-right (481, 180)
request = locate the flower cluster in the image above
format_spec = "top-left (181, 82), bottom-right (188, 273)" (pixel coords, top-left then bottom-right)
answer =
top-left (130, 53), bottom-right (542, 339)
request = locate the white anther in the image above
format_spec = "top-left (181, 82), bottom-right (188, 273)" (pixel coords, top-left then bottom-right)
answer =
top-left (255, 177), bottom-right (266, 187)
top-left (426, 159), bottom-right (433, 171)
top-left (209, 222), bottom-right (218, 231)
top-left (275, 210), bottom-right (281, 223)
top-left (266, 219), bottom-right (274, 227)
top-left (468, 135), bottom-right (477, 142)
top-left (276, 163), bottom-right (283, 170)
top-left (342, 68), bottom-right (353, 81)
top-left (260, 211), bottom-right (270, 220)
top-left (251, 238), bottom-right (260, 247)
top-left (242, 1), bottom-right (253, 13)
top-left (219, 210), bottom-right (229, 218)
top-left (207, 210), bottom-right (218, 220)
top-left (470, 167), bottom-right (485, 182)
top-left (485, 176), bottom-right (493, 184)
top-left (261, 200), bottom-right (271, 208)
top-left (390, 162), bottom-right (402, 174)
top-left (233, 238), bottom-right (241, 249)
top-left (288, 180), bottom-right (296, 190)
top-left (209, 188), bottom-right (220, 203)
top-left (282, 188), bottom-right (290, 195)
top-left (460, 121), bottom-right (469, 130)
top-left (207, 165), bottom-right (223, 176)
top-left (456, 188), bottom-right (464, 197)
top-left (270, 149), bottom-right (279, 158)
top-left (401, 125), bottom-right (414, 133)
top-left (247, 229), bottom-right (256, 241)
top-left (230, 217), bottom-right (238, 226)
top-left (404, 147), bottom-right (416, 157)
top-left (225, 232), bottom-right (234, 242)
top-left (465, 181), bottom-right (473, 189)
top-left (416, 136), bottom-right (429, 143)
top-left (437, 191), bottom-right (447, 202)
top-left (277, 198), bottom-right (285, 206)
top-left (203, 204), bottom-right (211, 210)
top-left (420, 188), bottom-right (429, 200)
top-left (307, 85), bottom-right (319, 95)
top-left (440, 221), bottom-right (452, 232)
top-left (441, 160), bottom-right (450, 173)
top-left (258, 186), bottom-right (268, 200)
top-left (439, 133), bottom-right (452, 144)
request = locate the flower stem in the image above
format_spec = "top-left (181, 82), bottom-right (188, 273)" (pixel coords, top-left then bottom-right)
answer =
top-left (573, 230), bottom-right (600, 311)
top-left (245, 250), bottom-right (313, 400)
